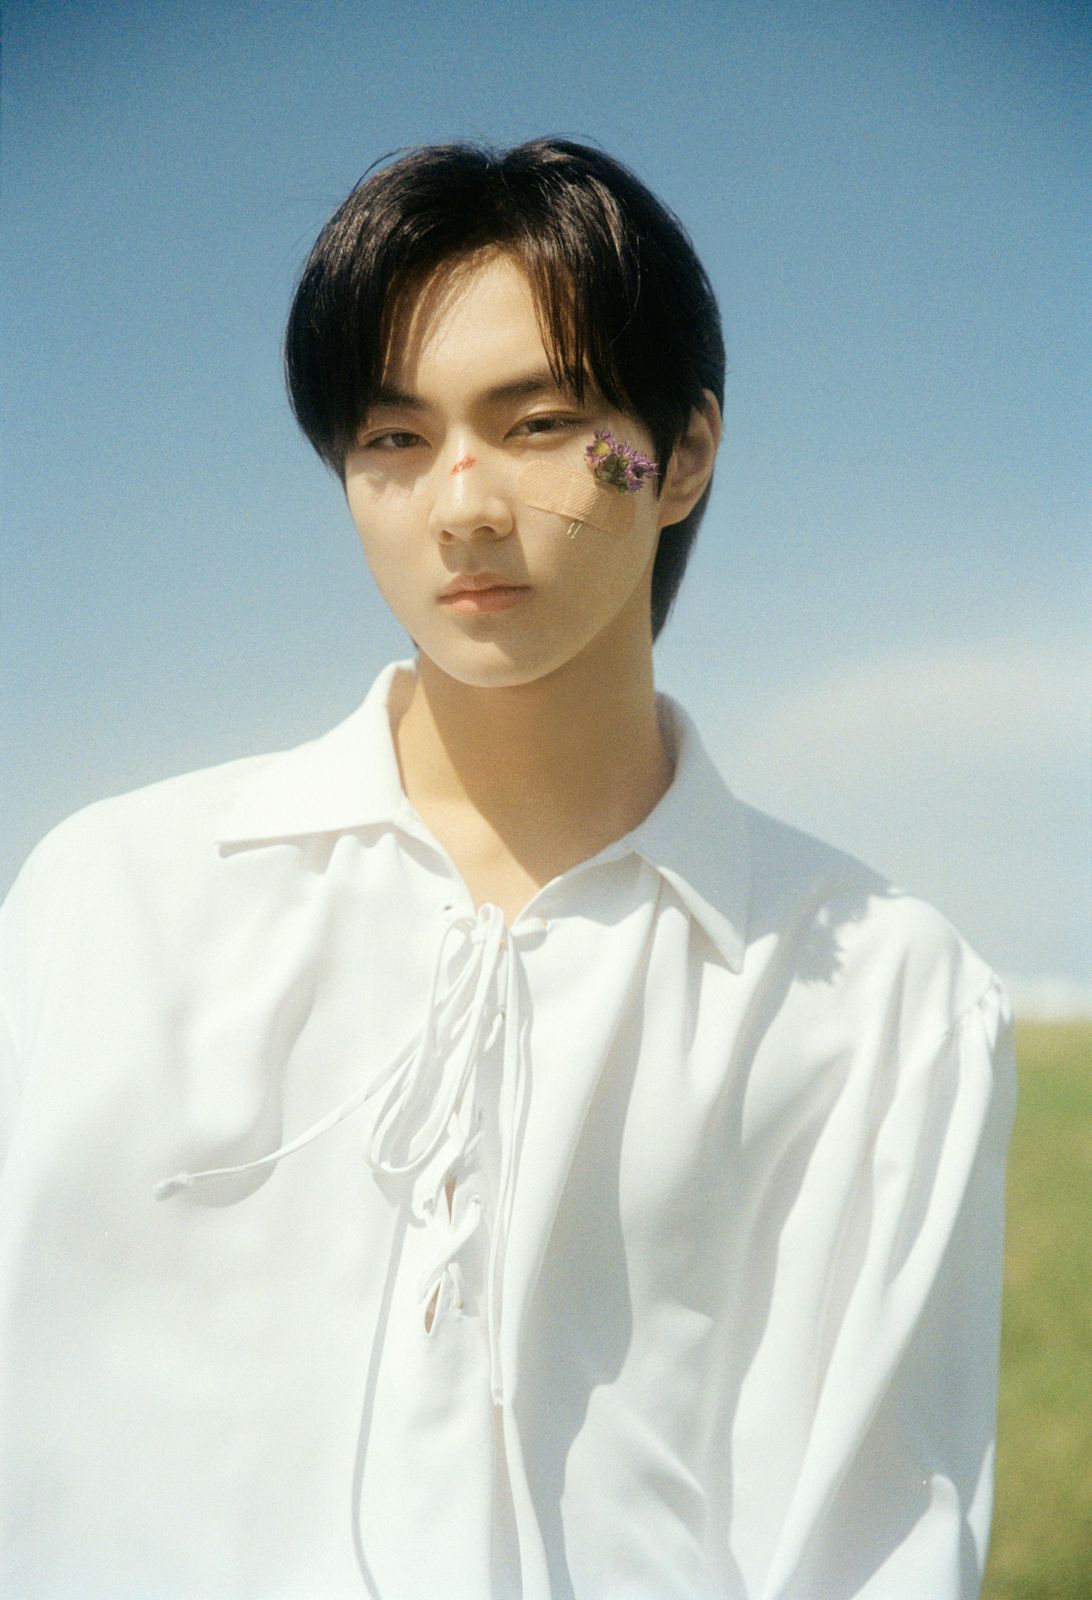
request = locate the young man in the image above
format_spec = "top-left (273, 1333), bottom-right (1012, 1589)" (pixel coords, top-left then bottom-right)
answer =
top-left (0, 139), bottom-right (1015, 1598)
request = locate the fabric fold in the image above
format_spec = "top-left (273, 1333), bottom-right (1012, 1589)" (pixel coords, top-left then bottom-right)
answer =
top-left (155, 900), bottom-right (544, 1409)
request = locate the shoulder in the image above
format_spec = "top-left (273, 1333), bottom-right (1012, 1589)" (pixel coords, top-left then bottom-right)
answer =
top-left (0, 749), bottom-right (293, 1050)
top-left (736, 799), bottom-right (1000, 1038)
top-left (14, 750), bottom-right (280, 881)
top-left (1, 748), bottom-right (284, 938)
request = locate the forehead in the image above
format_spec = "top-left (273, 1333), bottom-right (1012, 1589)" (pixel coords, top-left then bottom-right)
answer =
top-left (382, 250), bottom-right (553, 386)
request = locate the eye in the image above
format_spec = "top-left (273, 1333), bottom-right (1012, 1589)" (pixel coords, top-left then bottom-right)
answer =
top-left (511, 414), bottom-right (582, 438)
top-left (362, 431), bottom-right (423, 451)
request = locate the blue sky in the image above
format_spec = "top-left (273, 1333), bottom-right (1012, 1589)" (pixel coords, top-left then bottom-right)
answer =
top-left (3, 0), bottom-right (1088, 1004)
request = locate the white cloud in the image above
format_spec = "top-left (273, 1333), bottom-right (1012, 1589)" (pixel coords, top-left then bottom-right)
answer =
top-left (682, 637), bottom-right (1090, 985)
top-left (730, 639), bottom-right (1088, 786)
top-left (1002, 973), bottom-right (1092, 1021)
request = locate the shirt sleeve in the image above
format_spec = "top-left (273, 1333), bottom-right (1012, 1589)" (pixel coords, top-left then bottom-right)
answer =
top-left (0, 988), bottom-right (18, 1175)
top-left (0, 898), bottom-right (23, 1174)
top-left (766, 970), bottom-right (1017, 1600)
top-left (0, 821), bottom-right (76, 1173)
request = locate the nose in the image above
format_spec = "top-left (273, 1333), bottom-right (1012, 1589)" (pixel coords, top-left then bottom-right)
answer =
top-left (427, 447), bottom-right (515, 545)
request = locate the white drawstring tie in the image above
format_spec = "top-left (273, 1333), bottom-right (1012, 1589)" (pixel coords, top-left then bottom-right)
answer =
top-left (155, 902), bottom-right (543, 1406)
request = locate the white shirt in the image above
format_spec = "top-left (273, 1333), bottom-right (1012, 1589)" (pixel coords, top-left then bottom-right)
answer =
top-left (0, 658), bottom-right (1015, 1600)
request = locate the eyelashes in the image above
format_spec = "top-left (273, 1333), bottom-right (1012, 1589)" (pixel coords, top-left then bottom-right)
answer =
top-left (359, 414), bottom-right (586, 452)
top-left (512, 414), bottom-right (582, 437)
top-left (364, 432), bottom-right (422, 451)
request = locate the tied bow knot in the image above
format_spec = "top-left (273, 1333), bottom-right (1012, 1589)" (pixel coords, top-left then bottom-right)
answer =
top-left (361, 904), bottom-right (509, 1192)
top-left (154, 900), bottom-right (543, 1406)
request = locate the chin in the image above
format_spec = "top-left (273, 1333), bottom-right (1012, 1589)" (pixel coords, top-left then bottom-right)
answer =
top-left (418, 635), bottom-right (578, 692)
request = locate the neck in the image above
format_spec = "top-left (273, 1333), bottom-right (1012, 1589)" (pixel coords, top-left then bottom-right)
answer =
top-left (392, 620), bottom-right (673, 863)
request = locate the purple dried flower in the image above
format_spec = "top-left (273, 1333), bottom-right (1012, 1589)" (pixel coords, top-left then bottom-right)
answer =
top-left (585, 428), bottom-right (659, 493)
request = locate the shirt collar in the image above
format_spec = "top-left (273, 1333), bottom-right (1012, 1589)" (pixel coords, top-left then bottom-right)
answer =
top-left (215, 661), bottom-right (413, 843)
top-left (215, 658), bottom-right (750, 972)
top-left (614, 693), bottom-right (750, 973)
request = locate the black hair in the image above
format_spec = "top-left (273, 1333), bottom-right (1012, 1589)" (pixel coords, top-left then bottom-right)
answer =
top-left (285, 137), bottom-right (724, 640)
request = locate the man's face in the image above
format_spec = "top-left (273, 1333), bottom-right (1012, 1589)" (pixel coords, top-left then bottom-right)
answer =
top-left (342, 251), bottom-right (667, 690)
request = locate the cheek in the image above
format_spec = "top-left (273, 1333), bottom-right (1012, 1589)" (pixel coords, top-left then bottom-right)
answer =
top-left (516, 463), bottom-right (640, 539)
top-left (346, 481), bottom-right (422, 569)
top-left (519, 507), bottom-right (659, 639)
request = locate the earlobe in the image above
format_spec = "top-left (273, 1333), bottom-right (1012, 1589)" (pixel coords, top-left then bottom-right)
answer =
top-left (658, 390), bottom-right (722, 527)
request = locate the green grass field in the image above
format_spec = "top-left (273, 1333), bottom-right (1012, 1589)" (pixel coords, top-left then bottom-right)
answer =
top-left (981, 1020), bottom-right (1091, 1600)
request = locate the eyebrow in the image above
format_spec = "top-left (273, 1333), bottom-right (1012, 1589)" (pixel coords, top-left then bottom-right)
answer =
top-left (366, 368), bottom-right (577, 412)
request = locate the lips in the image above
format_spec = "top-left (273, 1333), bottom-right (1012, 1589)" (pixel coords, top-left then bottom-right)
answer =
top-left (438, 575), bottom-right (532, 616)
top-left (438, 572), bottom-right (528, 599)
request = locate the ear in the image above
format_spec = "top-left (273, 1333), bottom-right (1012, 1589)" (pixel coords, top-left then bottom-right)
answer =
top-left (656, 390), bottom-right (722, 529)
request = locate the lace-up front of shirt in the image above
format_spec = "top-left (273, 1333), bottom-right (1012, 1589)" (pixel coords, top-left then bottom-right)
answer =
top-left (156, 901), bottom-right (548, 1407)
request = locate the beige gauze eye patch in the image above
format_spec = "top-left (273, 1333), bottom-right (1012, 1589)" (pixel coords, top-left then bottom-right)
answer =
top-left (517, 462), bottom-right (638, 538)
